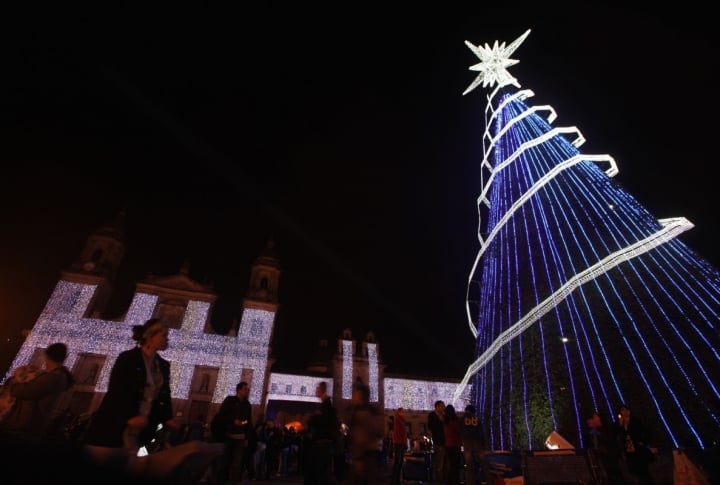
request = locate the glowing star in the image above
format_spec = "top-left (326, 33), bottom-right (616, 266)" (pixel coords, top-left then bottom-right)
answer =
top-left (463, 29), bottom-right (531, 95)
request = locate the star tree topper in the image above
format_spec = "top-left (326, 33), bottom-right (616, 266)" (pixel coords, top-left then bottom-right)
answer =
top-left (463, 29), bottom-right (531, 95)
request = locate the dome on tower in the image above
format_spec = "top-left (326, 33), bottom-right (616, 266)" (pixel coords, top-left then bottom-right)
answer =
top-left (253, 238), bottom-right (281, 270)
top-left (94, 209), bottom-right (127, 243)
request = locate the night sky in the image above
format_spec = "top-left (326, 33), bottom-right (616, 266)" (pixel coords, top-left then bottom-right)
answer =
top-left (2, 9), bottom-right (718, 379)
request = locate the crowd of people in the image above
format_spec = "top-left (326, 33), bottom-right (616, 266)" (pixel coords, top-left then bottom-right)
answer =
top-left (0, 317), bottom-right (663, 484)
top-left (0, 319), bottom-right (222, 484)
top-left (0, 318), bottom-right (389, 485)
top-left (207, 380), bottom-right (305, 484)
top-left (423, 400), bottom-right (490, 485)
top-left (586, 405), bottom-right (657, 485)
top-left (420, 399), bottom-right (659, 485)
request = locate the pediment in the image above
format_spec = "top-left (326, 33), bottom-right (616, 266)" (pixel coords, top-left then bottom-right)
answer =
top-left (140, 273), bottom-right (214, 294)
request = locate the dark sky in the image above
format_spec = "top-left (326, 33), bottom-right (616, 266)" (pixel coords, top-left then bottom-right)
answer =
top-left (1, 9), bottom-right (718, 378)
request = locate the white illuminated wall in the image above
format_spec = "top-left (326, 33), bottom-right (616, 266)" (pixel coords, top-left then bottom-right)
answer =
top-left (367, 343), bottom-right (379, 402)
top-left (266, 373), bottom-right (333, 404)
top-left (341, 340), bottom-right (353, 399)
top-left (4, 281), bottom-right (276, 404)
top-left (6, 280), bottom-right (473, 417)
top-left (384, 377), bottom-right (472, 412)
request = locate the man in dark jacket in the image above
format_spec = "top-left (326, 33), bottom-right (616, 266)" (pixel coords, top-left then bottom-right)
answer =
top-left (461, 404), bottom-right (487, 485)
top-left (213, 381), bottom-right (252, 485)
top-left (428, 400), bottom-right (446, 485)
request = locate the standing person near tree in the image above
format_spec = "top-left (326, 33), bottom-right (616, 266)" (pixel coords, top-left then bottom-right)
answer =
top-left (428, 400), bottom-right (447, 485)
top-left (213, 381), bottom-right (252, 485)
top-left (616, 404), bottom-right (655, 485)
top-left (585, 411), bottom-right (623, 485)
top-left (461, 404), bottom-right (488, 485)
top-left (84, 318), bottom-right (178, 452)
top-left (0, 342), bottom-right (75, 441)
top-left (442, 404), bottom-right (462, 485)
top-left (390, 407), bottom-right (408, 485)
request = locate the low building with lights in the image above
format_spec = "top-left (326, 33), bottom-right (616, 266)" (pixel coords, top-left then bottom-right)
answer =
top-left (4, 213), bottom-right (471, 439)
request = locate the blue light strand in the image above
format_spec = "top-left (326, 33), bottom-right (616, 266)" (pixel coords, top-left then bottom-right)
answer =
top-left (505, 123), bottom-right (560, 448)
top-left (511, 95), bottom-right (709, 445)
top-left (526, 158), bottom-right (622, 420)
top-left (528, 123), bottom-right (684, 447)
top-left (509, 108), bottom-right (594, 444)
top-left (510, 103), bottom-right (584, 435)
top-left (470, 88), bottom-right (720, 449)
top-left (551, 162), bottom-right (714, 443)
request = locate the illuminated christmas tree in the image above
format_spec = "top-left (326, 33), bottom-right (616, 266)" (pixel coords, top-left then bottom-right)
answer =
top-left (453, 29), bottom-right (720, 451)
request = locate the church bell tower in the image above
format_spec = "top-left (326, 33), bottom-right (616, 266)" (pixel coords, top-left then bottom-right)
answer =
top-left (232, 239), bottom-right (281, 404)
top-left (60, 209), bottom-right (126, 318)
top-left (244, 238), bottom-right (281, 306)
top-left (237, 238), bottom-right (281, 340)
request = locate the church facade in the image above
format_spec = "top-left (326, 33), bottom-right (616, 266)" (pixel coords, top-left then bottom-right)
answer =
top-left (4, 213), bottom-right (470, 437)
